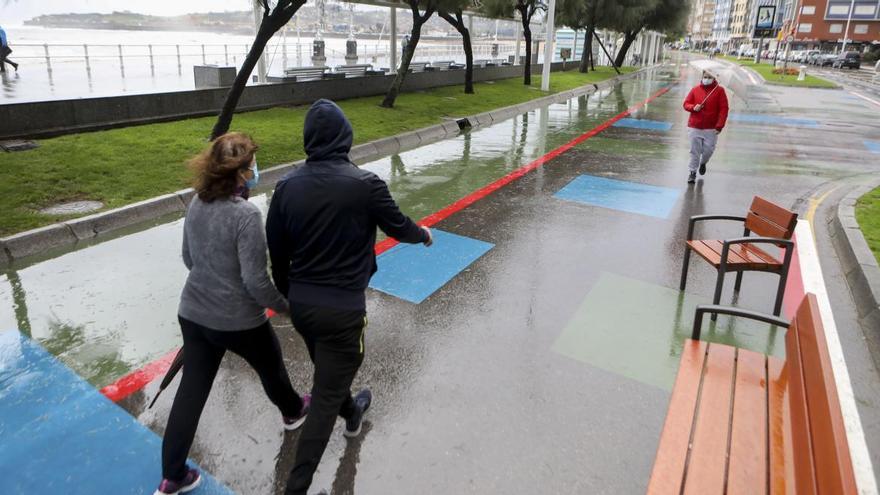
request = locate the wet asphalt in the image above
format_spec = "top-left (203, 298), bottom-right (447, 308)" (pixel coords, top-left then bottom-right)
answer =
top-left (2, 53), bottom-right (880, 494)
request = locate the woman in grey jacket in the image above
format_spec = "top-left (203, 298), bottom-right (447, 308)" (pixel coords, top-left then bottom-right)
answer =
top-left (155, 133), bottom-right (309, 495)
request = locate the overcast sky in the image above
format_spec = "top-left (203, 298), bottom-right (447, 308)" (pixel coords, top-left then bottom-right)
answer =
top-left (1, 0), bottom-right (255, 24)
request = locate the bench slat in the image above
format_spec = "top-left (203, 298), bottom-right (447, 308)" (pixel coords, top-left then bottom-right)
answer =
top-left (682, 343), bottom-right (737, 495)
top-left (647, 339), bottom-right (708, 495)
top-left (687, 240), bottom-right (781, 270)
top-left (768, 357), bottom-right (795, 494)
top-left (785, 318), bottom-right (820, 495)
top-left (750, 196), bottom-right (798, 237)
top-left (727, 349), bottom-right (768, 495)
top-left (793, 295), bottom-right (858, 494)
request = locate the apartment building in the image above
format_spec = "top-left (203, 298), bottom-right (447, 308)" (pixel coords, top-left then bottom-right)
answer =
top-left (688, 0), bottom-right (717, 44)
top-left (791, 0), bottom-right (880, 48)
top-left (729, 0), bottom-right (755, 45)
top-left (713, 0), bottom-right (735, 44)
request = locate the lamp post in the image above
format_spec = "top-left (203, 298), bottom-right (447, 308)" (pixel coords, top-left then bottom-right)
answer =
top-left (841, 0), bottom-right (856, 52)
top-left (541, 0), bottom-right (557, 92)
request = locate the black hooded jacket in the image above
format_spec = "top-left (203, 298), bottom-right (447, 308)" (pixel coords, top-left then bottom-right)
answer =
top-left (266, 99), bottom-right (427, 310)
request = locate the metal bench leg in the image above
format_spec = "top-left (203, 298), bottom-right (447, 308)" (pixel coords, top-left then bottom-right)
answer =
top-left (773, 268), bottom-right (789, 317)
top-left (734, 271), bottom-right (744, 292)
top-left (711, 267), bottom-right (725, 321)
top-left (679, 247), bottom-right (692, 291)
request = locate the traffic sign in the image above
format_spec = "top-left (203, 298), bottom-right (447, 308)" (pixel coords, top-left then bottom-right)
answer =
top-left (785, 34), bottom-right (794, 42)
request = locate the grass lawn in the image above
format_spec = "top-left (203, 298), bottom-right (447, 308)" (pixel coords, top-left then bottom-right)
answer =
top-left (856, 186), bottom-right (880, 264)
top-left (718, 55), bottom-right (837, 88)
top-left (0, 67), bottom-right (633, 237)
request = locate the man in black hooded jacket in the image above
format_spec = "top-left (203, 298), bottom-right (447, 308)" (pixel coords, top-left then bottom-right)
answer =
top-left (267, 99), bottom-right (432, 494)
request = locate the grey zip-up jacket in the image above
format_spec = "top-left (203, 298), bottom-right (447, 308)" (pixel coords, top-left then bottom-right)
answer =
top-left (178, 195), bottom-right (289, 330)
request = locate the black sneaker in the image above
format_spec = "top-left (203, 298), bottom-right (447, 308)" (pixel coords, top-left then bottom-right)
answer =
top-left (699, 162), bottom-right (707, 175)
top-left (687, 171), bottom-right (696, 184)
top-left (344, 389), bottom-right (372, 438)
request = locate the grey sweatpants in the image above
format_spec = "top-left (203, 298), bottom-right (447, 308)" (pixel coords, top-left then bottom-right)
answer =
top-left (688, 128), bottom-right (718, 172)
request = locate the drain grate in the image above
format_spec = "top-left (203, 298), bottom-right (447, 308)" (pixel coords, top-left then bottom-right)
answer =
top-left (1, 140), bottom-right (39, 152)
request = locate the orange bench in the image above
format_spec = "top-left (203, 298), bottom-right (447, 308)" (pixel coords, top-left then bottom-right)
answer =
top-left (680, 196), bottom-right (798, 319)
top-left (647, 294), bottom-right (857, 494)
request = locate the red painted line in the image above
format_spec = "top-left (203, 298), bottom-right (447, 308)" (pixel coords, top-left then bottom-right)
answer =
top-left (376, 84), bottom-right (673, 255)
top-left (782, 230), bottom-right (806, 319)
top-left (102, 84), bottom-right (674, 402)
top-left (99, 349), bottom-right (179, 402)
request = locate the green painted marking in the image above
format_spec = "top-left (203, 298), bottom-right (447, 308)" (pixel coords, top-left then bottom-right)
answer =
top-left (552, 272), bottom-right (786, 391)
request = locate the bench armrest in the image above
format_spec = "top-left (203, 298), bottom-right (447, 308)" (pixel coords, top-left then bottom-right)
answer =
top-left (719, 236), bottom-right (794, 269)
top-left (686, 215), bottom-right (747, 240)
top-left (692, 304), bottom-right (790, 340)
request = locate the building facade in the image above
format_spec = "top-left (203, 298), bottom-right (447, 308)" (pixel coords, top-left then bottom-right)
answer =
top-left (790, 0), bottom-right (880, 49)
top-left (713, 0), bottom-right (735, 44)
top-left (688, 0), bottom-right (718, 46)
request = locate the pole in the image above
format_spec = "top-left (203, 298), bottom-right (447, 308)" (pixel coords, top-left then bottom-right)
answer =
top-left (541, 0), bottom-right (557, 91)
top-left (118, 44), bottom-right (124, 73)
top-left (572, 29), bottom-right (579, 62)
top-left (253, 0), bottom-right (268, 83)
top-left (594, 31), bottom-right (620, 74)
top-left (841, 0), bottom-right (855, 52)
top-left (390, 7), bottom-right (397, 72)
top-left (755, 36), bottom-right (763, 63)
top-left (83, 44), bottom-right (91, 72)
top-left (515, 19), bottom-right (522, 65)
top-left (148, 44), bottom-right (155, 74)
top-left (44, 43), bottom-right (52, 72)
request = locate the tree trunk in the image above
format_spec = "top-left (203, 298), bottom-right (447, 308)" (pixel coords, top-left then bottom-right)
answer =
top-left (461, 23), bottom-right (474, 94)
top-left (614, 30), bottom-right (639, 69)
top-left (211, 3), bottom-right (302, 140)
top-left (522, 22), bottom-right (532, 85)
top-left (211, 25), bottom-right (275, 139)
top-left (382, 2), bottom-right (434, 108)
top-left (439, 11), bottom-right (473, 94)
top-left (579, 28), bottom-right (593, 73)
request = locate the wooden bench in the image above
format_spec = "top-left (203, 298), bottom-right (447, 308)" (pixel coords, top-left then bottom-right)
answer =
top-left (282, 66), bottom-right (328, 82)
top-left (408, 62), bottom-right (429, 73)
top-left (648, 294), bottom-right (857, 494)
top-left (430, 60), bottom-right (462, 70)
top-left (334, 64), bottom-right (372, 77)
top-left (680, 196), bottom-right (798, 319)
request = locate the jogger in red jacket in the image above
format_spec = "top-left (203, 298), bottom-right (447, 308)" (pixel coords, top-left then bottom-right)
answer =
top-left (683, 70), bottom-right (729, 183)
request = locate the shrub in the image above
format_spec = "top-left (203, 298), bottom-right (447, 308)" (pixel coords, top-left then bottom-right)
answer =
top-left (772, 68), bottom-right (800, 76)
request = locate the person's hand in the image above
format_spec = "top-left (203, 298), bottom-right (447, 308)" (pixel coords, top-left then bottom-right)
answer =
top-left (693, 104), bottom-right (703, 112)
top-left (421, 226), bottom-right (433, 247)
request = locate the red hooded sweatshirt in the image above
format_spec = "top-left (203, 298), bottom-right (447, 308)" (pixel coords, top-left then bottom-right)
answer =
top-left (683, 81), bottom-right (729, 132)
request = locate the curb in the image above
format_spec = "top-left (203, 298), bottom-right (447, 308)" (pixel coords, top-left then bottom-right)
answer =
top-left (0, 65), bottom-right (655, 267)
top-left (830, 178), bottom-right (880, 334)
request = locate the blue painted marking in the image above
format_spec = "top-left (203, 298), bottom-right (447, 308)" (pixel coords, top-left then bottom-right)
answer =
top-left (0, 330), bottom-right (232, 495)
top-left (370, 230), bottom-right (493, 304)
top-left (612, 118), bottom-right (673, 131)
top-left (865, 140), bottom-right (880, 154)
top-left (729, 113), bottom-right (819, 127)
top-left (554, 175), bottom-right (681, 219)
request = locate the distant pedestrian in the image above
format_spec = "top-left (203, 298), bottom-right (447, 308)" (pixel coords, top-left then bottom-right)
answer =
top-left (683, 69), bottom-right (729, 184)
top-left (0, 25), bottom-right (19, 72)
top-left (266, 99), bottom-right (432, 495)
top-left (155, 132), bottom-right (310, 495)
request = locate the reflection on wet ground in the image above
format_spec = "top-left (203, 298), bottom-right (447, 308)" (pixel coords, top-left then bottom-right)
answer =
top-left (3, 53), bottom-right (880, 493)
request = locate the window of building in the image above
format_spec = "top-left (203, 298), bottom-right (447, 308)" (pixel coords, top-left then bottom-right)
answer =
top-left (829, 23), bottom-right (843, 33)
top-left (798, 23), bottom-right (812, 32)
top-left (854, 24), bottom-right (868, 34)
top-left (854, 5), bottom-right (876, 16)
top-left (828, 4), bottom-right (850, 15)
top-left (801, 5), bottom-right (815, 15)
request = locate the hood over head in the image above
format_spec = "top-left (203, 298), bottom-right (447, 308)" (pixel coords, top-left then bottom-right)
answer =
top-left (303, 99), bottom-right (354, 162)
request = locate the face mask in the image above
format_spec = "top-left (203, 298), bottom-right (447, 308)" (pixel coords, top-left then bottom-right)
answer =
top-left (245, 160), bottom-right (260, 189)
top-left (702, 77), bottom-right (714, 86)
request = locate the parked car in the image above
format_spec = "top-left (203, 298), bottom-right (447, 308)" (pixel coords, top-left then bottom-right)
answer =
top-left (833, 51), bottom-right (861, 69)
top-left (806, 52), bottom-right (823, 65)
top-left (817, 54), bottom-right (837, 67)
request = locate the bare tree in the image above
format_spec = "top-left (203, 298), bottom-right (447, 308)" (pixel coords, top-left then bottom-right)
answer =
top-left (481, 0), bottom-right (543, 85)
top-left (437, 0), bottom-right (476, 94)
top-left (381, 0), bottom-right (438, 108)
top-left (211, 0), bottom-right (306, 139)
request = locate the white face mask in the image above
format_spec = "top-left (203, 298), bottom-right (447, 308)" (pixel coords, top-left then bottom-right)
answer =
top-left (702, 77), bottom-right (715, 86)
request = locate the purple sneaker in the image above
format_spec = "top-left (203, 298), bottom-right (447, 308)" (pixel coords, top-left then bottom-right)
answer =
top-left (154, 468), bottom-right (201, 495)
top-left (283, 393), bottom-right (311, 431)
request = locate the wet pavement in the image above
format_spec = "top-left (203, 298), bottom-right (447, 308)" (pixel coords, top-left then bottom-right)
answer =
top-left (2, 53), bottom-right (880, 493)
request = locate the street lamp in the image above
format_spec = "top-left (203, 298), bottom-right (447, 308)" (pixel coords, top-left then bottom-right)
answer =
top-left (841, 0), bottom-right (855, 52)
